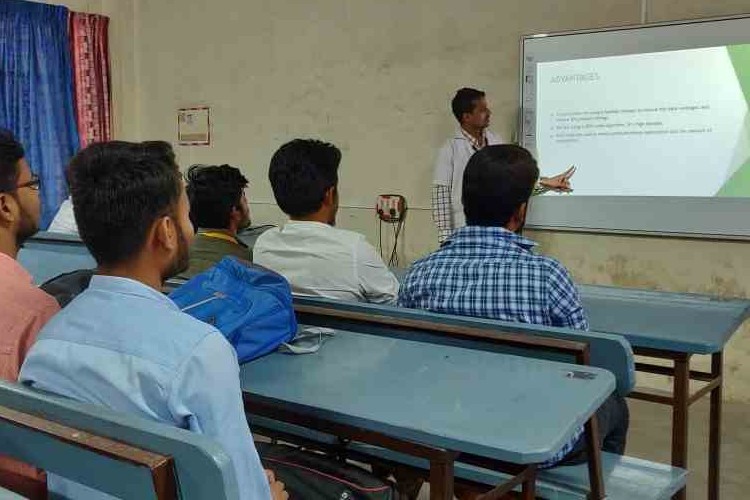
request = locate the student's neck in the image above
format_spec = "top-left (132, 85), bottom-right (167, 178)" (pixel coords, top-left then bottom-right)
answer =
top-left (462, 125), bottom-right (485, 142)
top-left (0, 231), bottom-right (19, 260)
top-left (291, 213), bottom-right (331, 225)
top-left (97, 260), bottom-right (164, 292)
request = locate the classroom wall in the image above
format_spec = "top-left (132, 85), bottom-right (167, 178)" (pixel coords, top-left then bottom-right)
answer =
top-left (59, 0), bottom-right (750, 402)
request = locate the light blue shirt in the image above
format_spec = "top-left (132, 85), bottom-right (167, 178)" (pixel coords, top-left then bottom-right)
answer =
top-left (19, 275), bottom-right (271, 499)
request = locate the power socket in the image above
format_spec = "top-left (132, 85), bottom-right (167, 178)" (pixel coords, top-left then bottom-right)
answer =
top-left (376, 194), bottom-right (406, 222)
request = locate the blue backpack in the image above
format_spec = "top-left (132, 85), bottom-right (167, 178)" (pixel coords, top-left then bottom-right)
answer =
top-left (169, 257), bottom-right (297, 363)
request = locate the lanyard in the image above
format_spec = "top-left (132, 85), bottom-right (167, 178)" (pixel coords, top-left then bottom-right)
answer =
top-left (199, 231), bottom-right (238, 245)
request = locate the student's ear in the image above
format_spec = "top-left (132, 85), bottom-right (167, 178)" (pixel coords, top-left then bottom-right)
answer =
top-left (153, 215), bottom-right (178, 252)
top-left (518, 202), bottom-right (528, 221)
top-left (230, 204), bottom-right (241, 222)
top-left (509, 202), bottom-right (528, 233)
top-left (323, 186), bottom-right (336, 207)
top-left (0, 192), bottom-right (18, 226)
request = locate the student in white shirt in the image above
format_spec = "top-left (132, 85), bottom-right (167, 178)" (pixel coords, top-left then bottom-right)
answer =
top-left (254, 139), bottom-right (399, 304)
top-left (432, 87), bottom-right (576, 242)
top-left (48, 196), bottom-right (78, 235)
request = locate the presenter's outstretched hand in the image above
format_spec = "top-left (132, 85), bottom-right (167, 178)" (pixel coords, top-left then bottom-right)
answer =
top-left (266, 469), bottom-right (289, 500)
top-left (540, 165), bottom-right (576, 193)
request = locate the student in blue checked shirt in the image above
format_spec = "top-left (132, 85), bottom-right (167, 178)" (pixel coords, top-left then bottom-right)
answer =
top-left (399, 145), bottom-right (628, 495)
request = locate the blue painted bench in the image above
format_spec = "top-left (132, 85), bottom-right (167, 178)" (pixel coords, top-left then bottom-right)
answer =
top-left (241, 296), bottom-right (686, 499)
top-left (0, 380), bottom-right (240, 500)
top-left (17, 232), bottom-right (96, 285)
top-left (0, 487), bottom-right (26, 500)
top-left (294, 296), bottom-right (635, 396)
top-left (249, 402), bottom-right (688, 500)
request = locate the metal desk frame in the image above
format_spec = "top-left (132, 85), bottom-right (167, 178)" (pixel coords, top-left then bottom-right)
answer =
top-left (630, 347), bottom-right (723, 500)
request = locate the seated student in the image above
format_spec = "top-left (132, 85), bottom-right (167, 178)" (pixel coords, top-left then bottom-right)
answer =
top-left (47, 196), bottom-right (78, 235)
top-left (178, 163), bottom-right (251, 279)
top-left (399, 145), bottom-right (628, 472)
top-left (0, 129), bottom-right (58, 498)
top-left (254, 139), bottom-right (399, 303)
top-left (19, 141), bottom-right (285, 500)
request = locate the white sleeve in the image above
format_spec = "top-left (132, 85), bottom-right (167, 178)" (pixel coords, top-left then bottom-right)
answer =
top-left (433, 141), bottom-right (454, 186)
top-left (354, 238), bottom-right (400, 304)
top-left (169, 333), bottom-right (271, 500)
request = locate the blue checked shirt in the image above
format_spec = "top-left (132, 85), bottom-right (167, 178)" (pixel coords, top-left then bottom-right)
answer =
top-left (398, 225), bottom-right (588, 466)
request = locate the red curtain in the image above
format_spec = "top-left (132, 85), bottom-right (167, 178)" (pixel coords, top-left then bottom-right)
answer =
top-left (68, 12), bottom-right (111, 148)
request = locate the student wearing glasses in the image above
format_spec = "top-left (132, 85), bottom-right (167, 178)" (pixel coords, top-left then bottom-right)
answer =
top-left (0, 128), bottom-right (59, 498)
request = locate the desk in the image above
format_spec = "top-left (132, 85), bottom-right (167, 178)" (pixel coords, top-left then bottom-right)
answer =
top-left (18, 232), bottom-right (94, 284)
top-left (240, 329), bottom-right (615, 499)
top-left (393, 269), bottom-right (749, 499)
top-left (579, 284), bottom-right (750, 500)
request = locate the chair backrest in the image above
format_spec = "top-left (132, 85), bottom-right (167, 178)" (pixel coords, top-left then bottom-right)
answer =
top-left (17, 232), bottom-right (96, 285)
top-left (0, 380), bottom-right (239, 500)
top-left (294, 296), bottom-right (635, 396)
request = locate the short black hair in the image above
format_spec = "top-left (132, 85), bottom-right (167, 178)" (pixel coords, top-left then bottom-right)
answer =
top-left (186, 164), bottom-right (248, 229)
top-left (68, 140), bottom-right (182, 266)
top-left (0, 128), bottom-right (25, 192)
top-left (268, 139), bottom-right (341, 217)
top-left (462, 144), bottom-right (539, 227)
top-left (451, 88), bottom-right (486, 123)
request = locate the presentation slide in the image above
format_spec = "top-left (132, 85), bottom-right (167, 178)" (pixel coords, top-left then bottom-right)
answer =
top-left (535, 44), bottom-right (750, 197)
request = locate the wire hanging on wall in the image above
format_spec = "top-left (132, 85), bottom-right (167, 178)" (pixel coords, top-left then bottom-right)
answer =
top-left (375, 194), bottom-right (407, 268)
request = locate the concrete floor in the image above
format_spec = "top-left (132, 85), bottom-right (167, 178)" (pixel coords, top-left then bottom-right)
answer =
top-left (417, 398), bottom-right (750, 499)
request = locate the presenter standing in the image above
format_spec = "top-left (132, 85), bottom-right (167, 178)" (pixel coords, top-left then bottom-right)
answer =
top-left (432, 87), bottom-right (575, 243)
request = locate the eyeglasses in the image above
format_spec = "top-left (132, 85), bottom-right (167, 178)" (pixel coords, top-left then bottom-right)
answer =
top-left (16, 175), bottom-right (41, 191)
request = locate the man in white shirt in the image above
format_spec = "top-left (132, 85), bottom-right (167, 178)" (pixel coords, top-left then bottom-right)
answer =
top-left (254, 139), bottom-right (399, 304)
top-left (432, 87), bottom-right (576, 243)
top-left (47, 196), bottom-right (78, 235)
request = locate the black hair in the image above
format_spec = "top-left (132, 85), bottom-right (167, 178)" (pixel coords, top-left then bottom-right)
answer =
top-left (186, 164), bottom-right (248, 229)
top-left (67, 140), bottom-right (182, 266)
top-left (268, 139), bottom-right (341, 217)
top-left (462, 144), bottom-right (539, 227)
top-left (0, 128), bottom-right (25, 192)
top-left (451, 88), bottom-right (486, 123)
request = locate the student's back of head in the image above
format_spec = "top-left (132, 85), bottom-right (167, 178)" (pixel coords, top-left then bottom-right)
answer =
top-left (68, 141), bottom-right (193, 280)
top-left (268, 139), bottom-right (340, 223)
top-left (256, 139), bottom-right (398, 304)
top-left (462, 144), bottom-right (539, 230)
top-left (186, 164), bottom-right (250, 232)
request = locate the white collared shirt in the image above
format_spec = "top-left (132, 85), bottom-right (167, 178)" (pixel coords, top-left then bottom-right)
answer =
top-left (253, 221), bottom-right (399, 304)
top-left (433, 129), bottom-right (503, 229)
top-left (48, 197), bottom-right (79, 236)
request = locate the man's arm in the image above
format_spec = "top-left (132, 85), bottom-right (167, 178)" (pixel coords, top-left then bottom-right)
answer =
top-left (355, 238), bottom-right (400, 304)
top-left (547, 263), bottom-right (589, 330)
top-left (537, 166), bottom-right (576, 195)
top-left (432, 142), bottom-right (455, 243)
top-left (432, 184), bottom-right (454, 243)
top-left (169, 333), bottom-right (272, 500)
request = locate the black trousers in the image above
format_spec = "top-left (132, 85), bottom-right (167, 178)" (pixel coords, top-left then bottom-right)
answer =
top-left (557, 393), bottom-right (630, 466)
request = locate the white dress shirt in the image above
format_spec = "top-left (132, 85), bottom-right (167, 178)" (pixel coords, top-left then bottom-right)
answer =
top-left (433, 129), bottom-right (503, 231)
top-left (47, 197), bottom-right (79, 235)
top-left (253, 220), bottom-right (399, 304)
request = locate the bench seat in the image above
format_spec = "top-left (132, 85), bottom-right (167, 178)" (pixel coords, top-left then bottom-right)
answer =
top-left (249, 415), bottom-right (688, 500)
